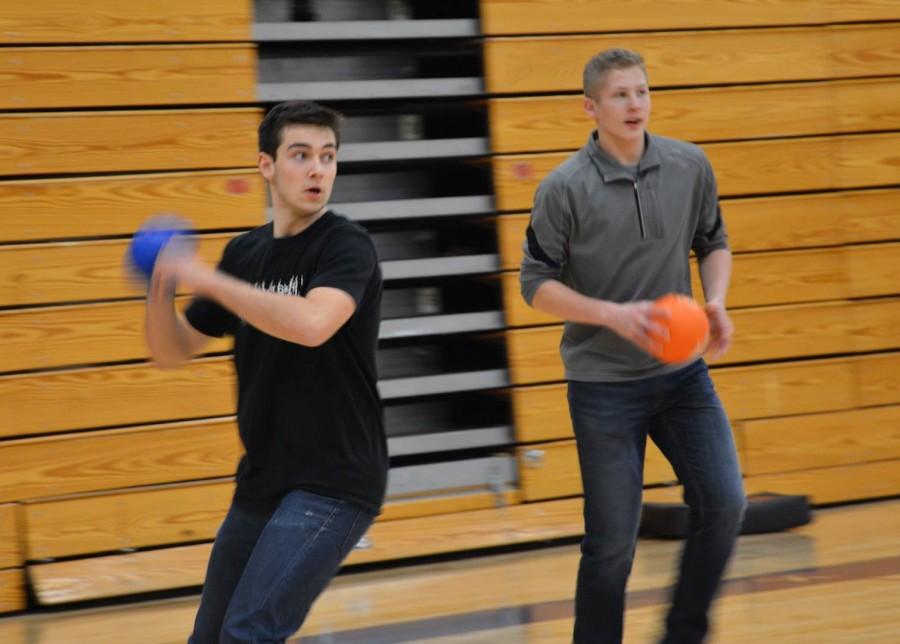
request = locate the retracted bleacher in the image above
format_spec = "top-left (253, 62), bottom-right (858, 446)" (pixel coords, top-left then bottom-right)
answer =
top-left (0, 0), bottom-right (520, 609)
top-left (1, 0), bottom-right (898, 614)
top-left (484, 0), bottom-right (900, 512)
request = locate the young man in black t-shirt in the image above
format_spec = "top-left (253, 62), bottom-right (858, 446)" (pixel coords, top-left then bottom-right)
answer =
top-left (144, 101), bottom-right (387, 643)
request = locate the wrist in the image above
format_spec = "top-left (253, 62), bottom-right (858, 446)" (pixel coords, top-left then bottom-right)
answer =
top-left (593, 299), bottom-right (616, 327)
top-left (189, 264), bottom-right (221, 299)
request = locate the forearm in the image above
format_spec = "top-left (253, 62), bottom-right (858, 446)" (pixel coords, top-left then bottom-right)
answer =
top-left (145, 294), bottom-right (205, 368)
top-left (531, 279), bottom-right (614, 327)
top-left (197, 269), bottom-right (336, 347)
top-left (698, 248), bottom-right (732, 305)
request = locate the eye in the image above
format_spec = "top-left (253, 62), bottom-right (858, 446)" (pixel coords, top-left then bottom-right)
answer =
top-left (322, 153), bottom-right (335, 163)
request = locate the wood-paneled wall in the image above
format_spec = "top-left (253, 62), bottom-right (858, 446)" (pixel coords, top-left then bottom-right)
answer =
top-left (484, 24), bottom-right (900, 93)
top-left (0, 1), bottom-right (252, 43)
top-left (3, 0), bottom-right (899, 616)
top-left (0, 2), bottom-right (261, 614)
top-left (0, 505), bottom-right (23, 613)
top-left (486, 3), bottom-right (900, 507)
top-left (1, 0), bottom-right (556, 612)
top-left (480, 0), bottom-right (900, 34)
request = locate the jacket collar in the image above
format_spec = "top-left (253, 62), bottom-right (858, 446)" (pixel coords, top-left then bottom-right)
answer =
top-left (585, 131), bottom-right (661, 182)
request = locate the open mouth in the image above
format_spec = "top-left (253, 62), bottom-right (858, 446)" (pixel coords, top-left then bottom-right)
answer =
top-left (305, 187), bottom-right (323, 197)
top-left (625, 118), bottom-right (643, 127)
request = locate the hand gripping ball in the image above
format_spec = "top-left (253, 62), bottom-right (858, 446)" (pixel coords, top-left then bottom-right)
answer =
top-left (126, 216), bottom-right (194, 282)
top-left (650, 293), bottom-right (710, 363)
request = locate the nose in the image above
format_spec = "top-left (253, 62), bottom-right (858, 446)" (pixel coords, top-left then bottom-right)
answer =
top-left (308, 159), bottom-right (323, 177)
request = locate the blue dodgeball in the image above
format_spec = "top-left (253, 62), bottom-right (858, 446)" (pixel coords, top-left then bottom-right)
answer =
top-left (127, 226), bottom-right (188, 281)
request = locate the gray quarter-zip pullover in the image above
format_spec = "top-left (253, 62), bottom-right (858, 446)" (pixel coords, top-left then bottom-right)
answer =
top-left (520, 131), bottom-right (728, 381)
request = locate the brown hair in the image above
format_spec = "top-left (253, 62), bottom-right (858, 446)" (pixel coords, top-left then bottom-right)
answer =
top-left (259, 101), bottom-right (343, 158)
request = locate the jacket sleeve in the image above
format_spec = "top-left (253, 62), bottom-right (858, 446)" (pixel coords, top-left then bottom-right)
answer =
top-left (691, 154), bottom-right (729, 259)
top-left (520, 175), bottom-right (572, 306)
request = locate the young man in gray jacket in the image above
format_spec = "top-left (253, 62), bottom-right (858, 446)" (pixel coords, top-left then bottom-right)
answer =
top-left (520, 48), bottom-right (747, 644)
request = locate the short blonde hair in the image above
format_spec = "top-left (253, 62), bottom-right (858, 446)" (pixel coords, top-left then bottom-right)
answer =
top-left (583, 48), bottom-right (648, 97)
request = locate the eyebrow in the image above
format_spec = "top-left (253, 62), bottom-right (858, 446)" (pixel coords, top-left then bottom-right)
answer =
top-left (610, 83), bottom-right (649, 90)
top-left (285, 142), bottom-right (337, 150)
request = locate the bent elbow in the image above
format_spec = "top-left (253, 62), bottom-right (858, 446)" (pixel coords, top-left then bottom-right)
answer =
top-left (291, 317), bottom-right (339, 347)
top-left (304, 323), bottom-right (339, 347)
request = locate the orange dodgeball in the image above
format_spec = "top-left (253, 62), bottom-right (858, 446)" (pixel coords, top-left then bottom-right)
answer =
top-left (650, 293), bottom-right (710, 363)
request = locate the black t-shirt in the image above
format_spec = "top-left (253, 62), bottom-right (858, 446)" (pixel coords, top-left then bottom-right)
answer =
top-left (185, 212), bottom-right (387, 513)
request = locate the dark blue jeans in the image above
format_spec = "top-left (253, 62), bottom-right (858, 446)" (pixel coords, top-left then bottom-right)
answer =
top-left (568, 360), bottom-right (746, 644)
top-left (188, 489), bottom-right (375, 643)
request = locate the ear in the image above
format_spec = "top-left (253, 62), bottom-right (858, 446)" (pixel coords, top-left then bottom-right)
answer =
top-left (258, 151), bottom-right (274, 181)
top-left (583, 96), bottom-right (597, 120)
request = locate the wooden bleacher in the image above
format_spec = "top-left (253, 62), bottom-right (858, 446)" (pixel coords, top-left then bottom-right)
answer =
top-left (500, 242), bottom-right (900, 325)
top-left (483, 23), bottom-right (900, 93)
top-left (24, 493), bottom-right (578, 605)
top-left (0, 3), bottom-right (265, 612)
top-left (493, 132), bottom-right (900, 210)
top-left (488, 77), bottom-right (900, 153)
top-left (0, 0), bottom-right (507, 612)
top-left (0, 235), bottom-right (233, 307)
top-left (507, 352), bottom-right (900, 502)
top-left (22, 483), bottom-right (519, 563)
top-left (0, 299), bottom-right (230, 372)
top-left (0, 358), bottom-right (236, 441)
top-left (0, 504), bottom-right (23, 613)
top-left (0, 419), bottom-right (240, 503)
top-left (0, 0), bottom-right (252, 43)
top-left (0, 46), bottom-right (256, 109)
top-left (505, 298), bottom-right (900, 369)
top-left (479, 0), bottom-right (900, 33)
top-left (0, 0), bottom-right (898, 617)
top-left (499, 189), bottom-right (900, 261)
top-left (0, 110), bottom-right (260, 175)
top-left (509, 355), bottom-right (893, 442)
top-left (486, 0), bottom-right (900, 528)
top-left (0, 170), bottom-right (265, 242)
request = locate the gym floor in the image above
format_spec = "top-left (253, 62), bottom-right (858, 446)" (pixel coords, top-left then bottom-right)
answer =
top-left (1, 498), bottom-right (898, 643)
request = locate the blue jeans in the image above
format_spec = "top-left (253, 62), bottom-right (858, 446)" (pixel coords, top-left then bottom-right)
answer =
top-left (188, 489), bottom-right (375, 643)
top-left (568, 360), bottom-right (746, 644)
